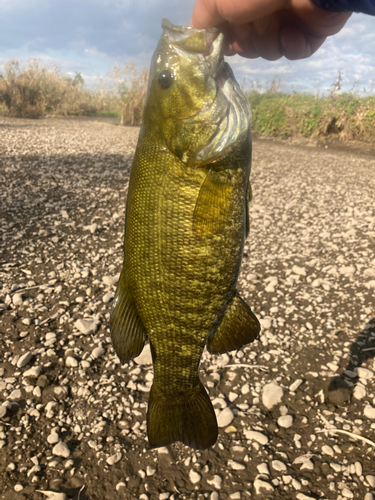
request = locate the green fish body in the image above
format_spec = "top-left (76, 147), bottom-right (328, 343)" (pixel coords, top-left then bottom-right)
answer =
top-left (110, 19), bottom-right (260, 449)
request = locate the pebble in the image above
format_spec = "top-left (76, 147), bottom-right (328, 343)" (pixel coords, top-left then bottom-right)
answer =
top-left (278, 415), bottom-right (293, 428)
top-left (107, 452), bottom-right (122, 465)
top-left (210, 493), bottom-right (219, 500)
top-left (65, 356), bottom-right (78, 367)
top-left (289, 379), bottom-right (303, 392)
top-left (74, 318), bottom-right (99, 335)
top-left (364, 405), bottom-right (375, 419)
top-left (52, 442), bottom-right (70, 458)
top-left (253, 478), bottom-right (274, 495)
top-left (14, 484), bottom-right (23, 492)
top-left (103, 275), bottom-right (119, 286)
top-left (17, 352), bottom-right (33, 368)
top-left (47, 432), bottom-right (59, 445)
top-left (12, 293), bottom-right (23, 306)
top-left (189, 469), bottom-right (201, 484)
top-left (262, 382), bottom-right (283, 409)
top-left (257, 463), bottom-right (269, 475)
top-left (357, 367), bottom-right (374, 379)
top-left (367, 475), bottom-right (375, 488)
top-left (296, 495), bottom-right (315, 500)
top-left (354, 461), bottom-right (362, 476)
top-left (23, 366), bottom-right (42, 378)
top-left (353, 384), bottom-right (367, 400)
top-left (91, 347), bottom-right (106, 359)
top-left (0, 406), bottom-right (7, 418)
top-left (207, 475), bottom-right (222, 489)
top-left (217, 407), bottom-right (235, 428)
top-left (322, 445), bottom-right (334, 456)
top-left (134, 343), bottom-right (152, 365)
top-left (272, 460), bottom-right (287, 472)
top-left (244, 430), bottom-right (269, 445)
top-left (228, 460), bottom-right (245, 471)
top-left (146, 466), bottom-right (156, 476)
top-left (103, 291), bottom-right (114, 303)
top-left (342, 487), bottom-right (354, 498)
top-left (364, 494), bottom-right (373, 500)
top-left (292, 265), bottom-right (306, 276)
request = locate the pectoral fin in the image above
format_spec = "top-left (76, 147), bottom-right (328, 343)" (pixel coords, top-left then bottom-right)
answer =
top-left (207, 291), bottom-right (260, 354)
top-left (110, 269), bottom-right (146, 363)
top-left (193, 169), bottom-right (233, 237)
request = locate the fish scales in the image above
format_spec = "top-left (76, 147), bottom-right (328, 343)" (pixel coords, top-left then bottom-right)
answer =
top-left (110, 19), bottom-right (260, 449)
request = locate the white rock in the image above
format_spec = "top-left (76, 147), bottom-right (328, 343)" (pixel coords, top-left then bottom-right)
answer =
top-left (366, 280), bottom-right (375, 289)
top-left (217, 407), bottom-right (235, 428)
top-left (364, 405), bottom-right (375, 419)
top-left (244, 430), bottom-right (269, 445)
top-left (23, 366), bottom-right (42, 378)
top-left (91, 347), bottom-right (106, 359)
top-left (14, 484), bottom-right (23, 492)
top-left (17, 352), bottom-right (33, 368)
top-left (354, 461), bottom-right (362, 476)
top-left (278, 415), bottom-right (293, 428)
top-left (0, 406), bottom-right (7, 418)
top-left (300, 459), bottom-right (314, 471)
top-left (272, 460), bottom-right (287, 472)
top-left (74, 318), bottom-right (99, 335)
top-left (241, 384), bottom-right (250, 395)
top-left (364, 493), bottom-right (373, 500)
top-left (296, 495), bottom-right (315, 500)
top-left (134, 343), bottom-right (152, 365)
top-left (210, 493), bottom-right (219, 500)
top-left (257, 463), bottom-right (269, 475)
top-left (207, 475), bottom-right (222, 489)
top-left (357, 367), bottom-right (373, 379)
top-left (146, 466), bottom-right (156, 476)
top-left (36, 492), bottom-right (67, 500)
top-left (367, 475), bottom-right (375, 488)
top-left (189, 469), bottom-right (201, 484)
top-left (259, 317), bottom-right (272, 330)
top-left (353, 384), bottom-right (366, 400)
top-left (342, 487), bottom-right (354, 498)
top-left (292, 265), bottom-right (306, 276)
top-left (9, 389), bottom-right (22, 400)
top-left (364, 268), bottom-right (375, 277)
top-left (289, 379), bottom-right (303, 392)
top-left (322, 445), bottom-right (334, 456)
top-left (103, 275), bottom-right (119, 286)
top-left (65, 356), bottom-right (78, 367)
top-left (262, 382), bottom-right (283, 409)
top-left (228, 460), bottom-right (245, 470)
top-left (103, 291), bottom-right (114, 303)
top-left (253, 478), bottom-right (274, 495)
top-left (52, 442), bottom-right (70, 458)
top-left (107, 452), bottom-right (122, 465)
top-left (13, 293), bottom-right (23, 306)
top-left (339, 265), bottom-right (355, 276)
top-left (47, 432), bottom-right (59, 445)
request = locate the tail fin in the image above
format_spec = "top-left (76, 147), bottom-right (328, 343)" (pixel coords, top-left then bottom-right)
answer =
top-left (147, 382), bottom-right (218, 450)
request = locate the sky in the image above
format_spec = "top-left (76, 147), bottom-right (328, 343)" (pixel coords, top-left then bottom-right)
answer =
top-left (0, 0), bottom-right (374, 94)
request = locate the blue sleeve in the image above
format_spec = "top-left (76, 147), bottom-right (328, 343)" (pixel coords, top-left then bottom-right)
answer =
top-left (311, 0), bottom-right (375, 14)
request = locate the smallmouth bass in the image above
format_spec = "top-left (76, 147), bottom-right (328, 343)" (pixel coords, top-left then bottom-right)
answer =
top-left (110, 19), bottom-right (260, 450)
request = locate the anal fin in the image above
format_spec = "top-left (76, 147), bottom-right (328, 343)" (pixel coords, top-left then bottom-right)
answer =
top-left (207, 291), bottom-right (260, 354)
top-left (110, 269), bottom-right (146, 363)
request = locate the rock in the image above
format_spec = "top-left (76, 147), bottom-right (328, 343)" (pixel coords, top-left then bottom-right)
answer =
top-left (278, 415), bottom-right (293, 428)
top-left (364, 494), bottom-right (373, 500)
top-left (65, 356), bottom-right (78, 367)
top-left (134, 343), bottom-right (152, 365)
top-left (12, 293), bottom-right (23, 306)
top-left (289, 379), bottom-right (303, 392)
top-left (217, 407), bottom-right (235, 428)
top-left (353, 384), bottom-right (366, 400)
top-left (207, 475), bottom-right (222, 489)
top-left (103, 275), bottom-right (119, 286)
top-left (24, 366), bottom-right (42, 378)
top-left (189, 469), bottom-right (201, 484)
top-left (107, 452), bottom-right (122, 465)
top-left (17, 352), bottom-right (33, 368)
top-left (227, 460), bottom-right (245, 470)
top-left (91, 347), bottom-right (105, 359)
top-left (103, 291), bottom-right (114, 303)
top-left (146, 466), bottom-right (156, 476)
top-left (366, 475), bottom-right (375, 488)
top-left (253, 478), bottom-right (274, 495)
top-left (259, 317), bottom-right (272, 330)
top-left (272, 460), bottom-right (287, 472)
top-left (364, 405), bottom-right (375, 419)
top-left (47, 432), bottom-right (59, 445)
top-left (0, 406), bottom-right (7, 418)
top-left (357, 367), bottom-right (373, 379)
top-left (342, 487), bottom-right (354, 498)
top-left (322, 445), bottom-right (334, 456)
top-left (262, 382), bottom-right (283, 409)
top-left (296, 495), bottom-right (315, 500)
top-left (9, 389), bottom-right (22, 400)
top-left (292, 265), bottom-right (306, 276)
top-left (339, 265), bottom-right (355, 276)
top-left (74, 318), bottom-right (99, 335)
top-left (14, 485), bottom-right (23, 492)
top-left (244, 430), bottom-right (269, 445)
top-left (324, 377), bottom-right (351, 406)
top-left (52, 442), bottom-right (70, 458)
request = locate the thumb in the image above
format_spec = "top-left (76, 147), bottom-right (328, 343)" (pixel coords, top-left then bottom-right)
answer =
top-left (191, 0), bottom-right (224, 28)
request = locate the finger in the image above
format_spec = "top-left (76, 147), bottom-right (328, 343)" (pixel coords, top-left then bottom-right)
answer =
top-left (191, 0), bottom-right (287, 28)
top-left (234, 15), bottom-right (284, 61)
top-left (279, 24), bottom-right (326, 59)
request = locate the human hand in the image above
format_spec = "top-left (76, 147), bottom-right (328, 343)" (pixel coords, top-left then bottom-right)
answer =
top-left (191, 0), bottom-right (351, 60)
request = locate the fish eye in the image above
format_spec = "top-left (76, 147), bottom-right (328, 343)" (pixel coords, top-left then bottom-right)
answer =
top-left (158, 69), bottom-right (173, 89)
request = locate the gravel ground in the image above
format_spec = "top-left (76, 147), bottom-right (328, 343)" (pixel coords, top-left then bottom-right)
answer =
top-left (0, 116), bottom-right (375, 500)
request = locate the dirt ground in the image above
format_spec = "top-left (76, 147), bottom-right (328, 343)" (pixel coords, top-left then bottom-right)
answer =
top-left (0, 117), bottom-right (375, 500)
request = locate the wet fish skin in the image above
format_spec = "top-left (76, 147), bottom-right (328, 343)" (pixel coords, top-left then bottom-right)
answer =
top-left (110, 19), bottom-right (260, 450)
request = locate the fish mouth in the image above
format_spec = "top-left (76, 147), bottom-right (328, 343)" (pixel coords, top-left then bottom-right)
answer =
top-left (161, 18), bottom-right (225, 81)
top-left (161, 19), bottom-right (251, 166)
